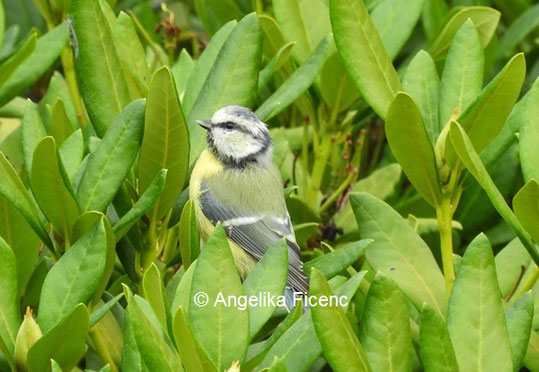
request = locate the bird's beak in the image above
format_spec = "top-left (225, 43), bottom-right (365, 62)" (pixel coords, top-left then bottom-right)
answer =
top-left (197, 120), bottom-right (212, 130)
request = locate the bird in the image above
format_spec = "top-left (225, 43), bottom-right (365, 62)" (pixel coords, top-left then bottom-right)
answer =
top-left (189, 105), bottom-right (309, 310)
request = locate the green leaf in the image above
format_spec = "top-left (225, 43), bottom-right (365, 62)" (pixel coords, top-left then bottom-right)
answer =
top-left (310, 269), bottom-right (371, 372)
top-left (21, 100), bottom-right (47, 181)
top-left (188, 224), bottom-right (249, 370)
top-left (272, 0), bottom-right (330, 63)
top-left (89, 293), bottom-right (124, 328)
top-left (422, 0), bottom-right (449, 40)
top-left (113, 170), bottom-right (167, 241)
top-left (419, 304), bottom-right (459, 372)
top-left (429, 6), bottom-right (500, 58)
top-left (0, 23), bottom-right (68, 107)
top-left (71, 0), bottom-right (130, 137)
top-left (178, 199), bottom-right (200, 270)
top-left (303, 239), bottom-right (371, 279)
top-left (171, 261), bottom-right (197, 316)
top-left (125, 294), bottom-right (181, 372)
top-left (182, 20), bottom-right (236, 115)
top-left (456, 53), bottom-right (526, 156)
top-left (447, 233), bottom-right (513, 372)
top-left (497, 4), bottom-right (539, 59)
top-left (49, 99), bottom-right (75, 146)
top-left (0, 152), bottom-right (52, 249)
top-left (31, 137), bottom-right (80, 242)
top-left (139, 66), bottom-right (189, 219)
top-left (187, 13), bottom-right (262, 162)
top-left (449, 121), bottom-right (539, 264)
top-left (519, 79), bottom-right (539, 182)
top-left (256, 35), bottom-right (331, 121)
top-left (39, 72), bottom-right (77, 129)
top-left (506, 291), bottom-right (534, 370)
top-left (0, 195), bottom-right (40, 289)
top-left (403, 50), bottom-right (440, 144)
top-left (171, 49), bottom-right (195, 99)
top-left (439, 20), bottom-right (484, 126)
top-left (58, 129), bottom-right (84, 183)
top-left (258, 41), bottom-right (295, 92)
top-left (37, 218), bottom-right (107, 333)
top-left (77, 99), bottom-right (145, 212)
top-left (524, 330), bottom-right (539, 372)
top-left (0, 237), bottom-right (20, 357)
top-left (370, 0), bottom-right (425, 60)
top-left (243, 239), bottom-right (288, 340)
top-left (385, 92), bottom-right (441, 206)
top-left (330, 0), bottom-right (401, 119)
top-left (495, 238), bottom-right (531, 297)
top-left (259, 15), bottom-right (287, 59)
top-left (0, 32), bottom-right (36, 87)
top-left (142, 263), bottom-right (169, 332)
top-left (359, 273), bottom-right (413, 371)
top-left (195, 0), bottom-right (243, 35)
top-left (173, 306), bottom-right (213, 372)
top-left (350, 192), bottom-right (447, 314)
top-left (513, 180), bottom-right (539, 244)
top-left (27, 304), bottom-right (89, 372)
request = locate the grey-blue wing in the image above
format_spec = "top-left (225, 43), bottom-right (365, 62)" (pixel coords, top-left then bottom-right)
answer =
top-left (199, 181), bottom-right (309, 293)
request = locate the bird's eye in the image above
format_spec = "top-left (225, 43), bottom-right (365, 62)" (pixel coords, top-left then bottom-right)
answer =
top-left (225, 122), bottom-right (235, 130)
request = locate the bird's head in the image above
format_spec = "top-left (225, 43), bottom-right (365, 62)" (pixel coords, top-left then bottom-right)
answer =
top-left (198, 106), bottom-right (273, 168)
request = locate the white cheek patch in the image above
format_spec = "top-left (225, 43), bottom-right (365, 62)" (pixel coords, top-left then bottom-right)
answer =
top-left (213, 128), bottom-right (264, 160)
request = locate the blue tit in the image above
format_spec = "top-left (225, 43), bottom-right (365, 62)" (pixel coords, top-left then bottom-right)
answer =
top-left (189, 105), bottom-right (309, 308)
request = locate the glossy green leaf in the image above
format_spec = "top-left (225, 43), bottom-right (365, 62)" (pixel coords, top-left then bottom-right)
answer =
top-left (113, 11), bottom-right (150, 93)
top-left (21, 100), bottom-right (47, 181)
top-left (422, 0), bottom-right (449, 40)
top-left (0, 237), bottom-right (20, 358)
top-left (178, 199), bottom-right (200, 269)
top-left (439, 20), bottom-right (484, 126)
top-left (142, 263), bottom-right (169, 331)
top-left (330, 0), bottom-right (401, 119)
top-left (139, 66), bottom-right (189, 219)
top-left (0, 152), bottom-right (52, 249)
top-left (113, 169), bottom-right (167, 241)
top-left (0, 23), bottom-right (68, 107)
top-left (243, 239), bottom-right (288, 339)
top-left (171, 260), bottom-right (197, 316)
top-left (182, 20), bottom-right (236, 115)
top-left (359, 273), bottom-right (413, 371)
top-left (495, 238), bottom-right (531, 297)
top-left (429, 6), bottom-right (500, 58)
top-left (310, 269), bottom-right (371, 372)
top-left (71, 0), bottom-right (130, 137)
top-left (49, 99), bottom-right (74, 145)
top-left (456, 53), bottom-right (526, 156)
top-left (258, 41), bottom-right (295, 92)
top-left (370, 0), bottom-right (424, 60)
top-left (89, 293), bottom-right (124, 328)
top-left (31, 137), bottom-right (80, 242)
top-left (125, 294), bottom-right (181, 372)
top-left (449, 122), bottom-right (539, 264)
top-left (350, 192), bottom-right (447, 314)
top-left (506, 291), bottom-right (534, 370)
top-left (172, 49), bottom-right (195, 99)
top-left (386, 92), bottom-right (441, 206)
top-left (37, 218), bottom-right (107, 333)
top-left (303, 239), bottom-right (371, 278)
top-left (27, 304), bottom-right (89, 372)
top-left (419, 304), bottom-right (459, 372)
top-left (77, 99), bottom-right (145, 212)
top-left (523, 330), bottom-right (539, 371)
top-left (258, 273), bottom-right (365, 370)
top-left (0, 32), bottom-right (36, 87)
top-left (188, 224), bottom-right (249, 370)
top-left (39, 72), bottom-right (77, 129)
top-left (403, 50), bottom-right (440, 144)
top-left (195, 0), bottom-right (243, 35)
top-left (173, 306), bottom-right (213, 372)
top-left (519, 79), bottom-right (539, 182)
top-left (497, 4), bottom-right (539, 59)
top-left (318, 50), bottom-right (360, 113)
top-left (259, 15), bottom-right (287, 59)
top-left (187, 13), bottom-right (262, 162)
top-left (256, 35), bottom-right (330, 121)
top-left (447, 234), bottom-right (513, 372)
top-left (58, 129), bottom-right (84, 183)
top-left (513, 180), bottom-right (539, 244)
top-left (273, 0), bottom-right (330, 63)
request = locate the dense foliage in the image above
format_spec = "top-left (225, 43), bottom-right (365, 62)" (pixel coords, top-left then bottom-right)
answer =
top-left (0, 0), bottom-right (538, 371)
